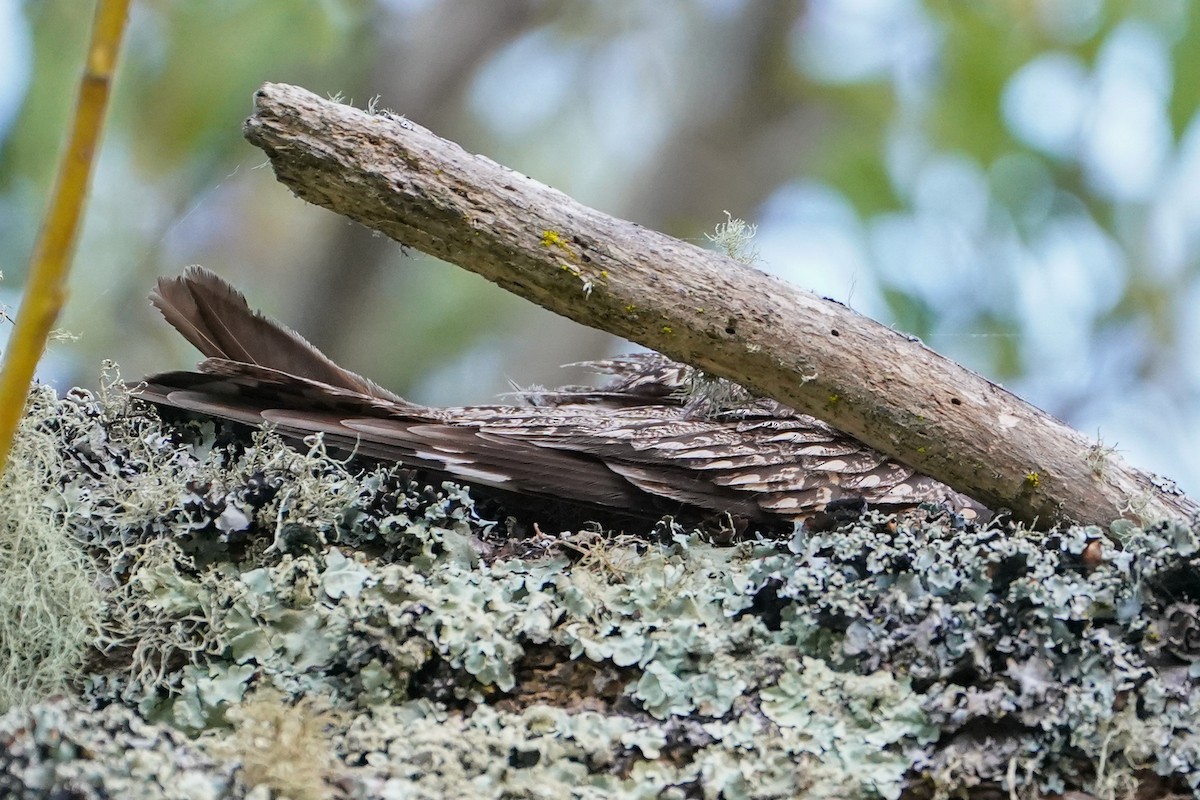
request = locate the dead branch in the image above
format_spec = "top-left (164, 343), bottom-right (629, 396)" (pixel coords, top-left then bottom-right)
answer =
top-left (240, 81), bottom-right (1198, 528)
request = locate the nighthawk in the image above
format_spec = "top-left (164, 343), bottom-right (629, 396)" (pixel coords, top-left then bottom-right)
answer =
top-left (137, 267), bottom-right (986, 526)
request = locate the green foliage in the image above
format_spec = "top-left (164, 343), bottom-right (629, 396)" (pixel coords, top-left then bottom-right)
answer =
top-left (926, 2), bottom-right (1040, 161)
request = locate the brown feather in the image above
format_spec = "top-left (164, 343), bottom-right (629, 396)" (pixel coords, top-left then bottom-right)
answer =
top-left (139, 268), bottom-right (990, 523)
top-left (151, 266), bottom-right (399, 401)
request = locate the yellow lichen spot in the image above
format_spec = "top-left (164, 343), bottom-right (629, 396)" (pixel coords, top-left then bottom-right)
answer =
top-left (625, 304), bottom-right (637, 313)
top-left (541, 229), bottom-right (580, 263)
top-left (600, 270), bottom-right (608, 278)
top-left (1024, 471), bottom-right (1041, 490)
top-left (917, 446), bottom-right (927, 455)
top-left (827, 394), bottom-right (840, 406)
top-left (695, 308), bottom-right (705, 314)
top-left (662, 326), bottom-right (673, 335)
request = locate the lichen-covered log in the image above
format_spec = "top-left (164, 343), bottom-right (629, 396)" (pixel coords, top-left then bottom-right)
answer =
top-left (241, 81), bottom-right (1198, 528)
top-left (1, 384), bottom-right (1198, 798)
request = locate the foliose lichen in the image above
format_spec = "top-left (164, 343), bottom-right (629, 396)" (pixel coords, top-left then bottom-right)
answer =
top-left (0, 368), bottom-right (1198, 798)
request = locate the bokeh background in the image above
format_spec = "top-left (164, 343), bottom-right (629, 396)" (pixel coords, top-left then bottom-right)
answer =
top-left (2, 0), bottom-right (1198, 494)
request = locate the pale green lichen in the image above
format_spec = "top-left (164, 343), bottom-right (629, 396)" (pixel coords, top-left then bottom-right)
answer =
top-left (705, 211), bottom-right (760, 266)
top-left (1, 375), bottom-right (1200, 797)
top-left (759, 657), bottom-right (937, 800)
top-left (221, 687), bottom-right (345, 800)
top-left (0, 383), bottom-right (104, 712)
top-left (0, 698), bottom-right (238, 799)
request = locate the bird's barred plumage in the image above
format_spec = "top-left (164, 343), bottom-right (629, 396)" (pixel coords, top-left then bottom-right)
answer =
top-left (138, 266), bottom-right (987, 523)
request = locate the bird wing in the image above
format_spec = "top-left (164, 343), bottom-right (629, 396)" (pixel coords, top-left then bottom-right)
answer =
top-left (139, 269), bottom-right (988, 522)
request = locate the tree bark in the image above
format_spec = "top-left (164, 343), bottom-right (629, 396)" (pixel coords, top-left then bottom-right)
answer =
top-left (240, 81), bottom-right (1198, 528)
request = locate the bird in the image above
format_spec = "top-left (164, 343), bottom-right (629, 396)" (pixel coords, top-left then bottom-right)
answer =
top-left (137, 266), bottom-right (987, 527)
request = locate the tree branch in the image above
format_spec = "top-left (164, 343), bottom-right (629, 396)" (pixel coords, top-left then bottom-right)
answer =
top-left (241, 81), bottom-right (1198, 528)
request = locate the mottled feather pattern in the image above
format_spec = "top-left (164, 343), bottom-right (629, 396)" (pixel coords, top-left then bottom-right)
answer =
top-left (139, 269), bottom-right (987, 522)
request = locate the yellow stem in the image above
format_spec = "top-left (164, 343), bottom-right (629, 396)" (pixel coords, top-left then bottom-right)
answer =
top-left (0, 0), bottom-right (132, 475)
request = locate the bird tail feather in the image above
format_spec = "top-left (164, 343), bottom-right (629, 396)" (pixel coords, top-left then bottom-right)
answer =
top-left (150, 266), bottom-right (400, 402)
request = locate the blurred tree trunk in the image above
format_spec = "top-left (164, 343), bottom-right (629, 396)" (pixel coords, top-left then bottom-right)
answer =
top-left (296, 0), bottom-right (539, 381)
top-left (625, 0), bottom-right (815, 229)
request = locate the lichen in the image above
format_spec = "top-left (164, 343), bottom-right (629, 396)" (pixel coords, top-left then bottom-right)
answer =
top-left (1, 373), bottom-right (1200, 797)
top-left (0, 383), bottom-right (104, 711)
top-left (220, 688), bottom-right (345, 800)
top-left (705, 211), bottom-right (760, 266)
